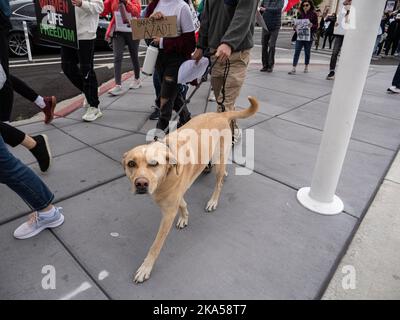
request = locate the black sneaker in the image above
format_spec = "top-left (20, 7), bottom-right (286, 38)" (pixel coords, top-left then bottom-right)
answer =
top-left (30, 134), bottom-right (52, 172)
top-left (326, 71), bottom-right (335, 80)
top-left (260, 67), bottom-right (268, 72)
top-left (149, 107), bottom-right (160, 120)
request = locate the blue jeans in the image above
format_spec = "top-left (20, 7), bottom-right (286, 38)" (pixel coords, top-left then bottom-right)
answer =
top-left (0, 135), bottom-right (54, 211)
top-left (293, 40), bottom-right (313, 67)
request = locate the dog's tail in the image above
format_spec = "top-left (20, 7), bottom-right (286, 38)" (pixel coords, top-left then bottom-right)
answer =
top-left (223, 96), bottom-right (259, 120)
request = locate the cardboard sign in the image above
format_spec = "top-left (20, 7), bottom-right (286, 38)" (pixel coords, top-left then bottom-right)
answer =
top-left (34, 0), bottom-right (78, 49)
top-left (131, 16), bottom-right (177, 40)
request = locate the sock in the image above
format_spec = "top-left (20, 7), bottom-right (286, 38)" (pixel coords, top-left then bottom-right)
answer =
top-left (38, 206), bottom-right (55, 217)
top-left (34, 96), bottom-right (46, 109)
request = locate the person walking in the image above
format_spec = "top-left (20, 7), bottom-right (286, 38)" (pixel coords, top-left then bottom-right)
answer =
top-left (259, 0), bottom-right (284, 73)
top-left (61, 0), bottom-right (104, 122)
top-left (387, 60), bottom-right (400, 94)
top-left (288, 0), bottom-right (318, 75)
top-left (384, 13), bottom-right (400, 57)
top-left (326, 0), bottom-right (352, 80)
top-left (103, 0), bottom-right (142, 96)
top-left (193, 0), bottom-right (258, 144)
top-left (322, 13), bottom-right (335, 49)
top-left (145, 0), bottom-right (196, 134)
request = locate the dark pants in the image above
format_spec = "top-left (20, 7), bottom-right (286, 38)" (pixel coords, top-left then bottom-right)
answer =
top-left (112, 32), bottom-right (140, 83)
top-left (155, 51), bottom-right (190, 131)
top-left (393, 61), bottom-right (400, 88)
top-left (0, 122), bottom-right (25, 147)
top-left (9, 74), bottom-right (38, 102)
top-left (322, 33), bottom-right (334, 49)
top-left (330, 35), bottom-right (344, 72)
top-left (385, 37), bottom-right (400, 56)
top-left (261, 28), bottom-right (279, 69)
top-left (293, 40), bottom-right (313, 66)
top-left (0, 134), bottom-right (54, 211)
top-left (61, 40), bottom-right (99, 108)
top-left (0, 27), bottom-right (14, 121)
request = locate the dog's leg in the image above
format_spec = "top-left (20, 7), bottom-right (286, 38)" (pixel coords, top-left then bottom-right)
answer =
top-left (205, 136), bottom-right (230, 212)
top-left (134, 206), bottom-right (178, 283)
top-left (205, 163), bottom-right (226, 212)
top-left (176, 197), bottom-right (189, 229)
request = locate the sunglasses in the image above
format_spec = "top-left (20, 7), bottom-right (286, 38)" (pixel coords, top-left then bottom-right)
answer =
top-left (303, 3), bottom-right (310, 7)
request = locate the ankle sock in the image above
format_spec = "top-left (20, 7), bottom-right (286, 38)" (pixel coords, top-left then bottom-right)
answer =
top-left (38, 206), bottom-right (55, 217)
top-left (34, 96), bottom-right (46, 109)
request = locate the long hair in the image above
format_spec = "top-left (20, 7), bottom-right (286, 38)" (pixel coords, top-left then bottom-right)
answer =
top-left (299, 0), bottom-right (315, 15)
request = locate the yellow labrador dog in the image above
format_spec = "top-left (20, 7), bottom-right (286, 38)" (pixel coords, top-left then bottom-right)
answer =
top-left (123, 97), bottom-right (258, 283)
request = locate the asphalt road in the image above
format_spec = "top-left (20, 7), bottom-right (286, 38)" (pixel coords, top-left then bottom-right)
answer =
top-left (9, 46), bottom-right (146, 121)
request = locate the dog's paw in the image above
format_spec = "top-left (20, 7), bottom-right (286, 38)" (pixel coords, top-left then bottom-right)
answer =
top-left (176, 216), bottom-right (188, 229)
top-left (134, 263), bottom-right (153, 284)
top-left (205, 199), bottom-right (218, 212)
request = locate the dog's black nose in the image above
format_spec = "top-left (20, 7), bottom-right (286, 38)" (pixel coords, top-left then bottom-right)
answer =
top-left (135, 177), bottom-right (149, 193)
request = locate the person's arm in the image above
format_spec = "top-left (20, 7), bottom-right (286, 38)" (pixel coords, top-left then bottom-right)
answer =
top-left (101, 0), bottom-right (112, 16)
top-left (197, 0), bottom-right (209, 50)
top-left (126, 0), bottom-right (141, 18)
top-left (220, 0), bottom-right (258, 51)
top-left (311, 12), bottom-right (318, 33)
top-left (73, 0), bottom-right (104, 15)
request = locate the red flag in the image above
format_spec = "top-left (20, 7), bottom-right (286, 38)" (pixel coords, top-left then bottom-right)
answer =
top-left (284, 0), bottom-right (301, 12)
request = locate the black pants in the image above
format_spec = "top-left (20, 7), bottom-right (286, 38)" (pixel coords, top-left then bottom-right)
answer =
top-left (261, 29), bottom-right (279, 69)
top-left (0, 27), bottom-right (14, 121)
top-left (155, 51), bottom-right (189, 131)
top-left (0, 122), bottom-right (25, 147)
top-left (329, 35), bottom-right (344, 71)
top-left (322, 33), bottom-right (334, 49)
top-left (393, 61), bottom-right (400, 88)
top-left (385, 37), bottom-right (400, 56)
top-left (61, 40), bottom-right (99, 108)
top-left (9, 74), bottom-right (38, 102)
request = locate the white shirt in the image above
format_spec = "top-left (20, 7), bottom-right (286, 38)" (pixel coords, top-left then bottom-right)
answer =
top-left (154, 0), bottom-right (195, 48)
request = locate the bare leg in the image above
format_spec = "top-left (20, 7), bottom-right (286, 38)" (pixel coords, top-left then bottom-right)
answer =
top-left (134, 206), bottom-right (178, 283)
top-left (21, 135), bottom-right (36, 150)
top-left (176, 197), bottom-right (189, 229)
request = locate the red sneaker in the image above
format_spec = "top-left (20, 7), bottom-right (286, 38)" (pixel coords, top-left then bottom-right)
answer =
top-left (42, 96), bottom-right (56, 124)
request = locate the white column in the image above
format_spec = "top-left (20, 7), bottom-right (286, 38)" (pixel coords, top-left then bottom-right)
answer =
top-left (22, 21), bottom-right (33, 62)
top-left (297, 0), bottom-right (387, 215)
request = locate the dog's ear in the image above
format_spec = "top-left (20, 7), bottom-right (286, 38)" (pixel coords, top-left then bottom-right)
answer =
top-left (166, 150), bottom-right (182, 176)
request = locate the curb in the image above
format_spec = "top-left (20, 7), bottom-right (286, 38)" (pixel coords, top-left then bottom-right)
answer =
top-left (12, 71), bottom-right (134, 127)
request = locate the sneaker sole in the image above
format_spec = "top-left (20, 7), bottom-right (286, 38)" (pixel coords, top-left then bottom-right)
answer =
top-left (14, 214), bottom-right (65, 240)
top-left (40, 134), bottom-right (52, 173)
top-left (82, 112), bottom-right (103, 122)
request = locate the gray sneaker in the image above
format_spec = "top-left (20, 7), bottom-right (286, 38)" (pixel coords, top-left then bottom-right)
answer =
top-left (14, 207), bottom-right (65, 239)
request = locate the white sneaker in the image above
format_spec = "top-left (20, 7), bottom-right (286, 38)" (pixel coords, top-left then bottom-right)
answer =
top-left (108, 85), bottom-right (124, 96)
top-left (208, 91), bottom-right (216, 102)
top-left (82, 106), bottom-right (103, 122)
top-left (14, 207), bottom-right (64, 240)
top-left (387, 86), bottom-right (400, 94)
top-left (129, 78), bottom-right (142, 89)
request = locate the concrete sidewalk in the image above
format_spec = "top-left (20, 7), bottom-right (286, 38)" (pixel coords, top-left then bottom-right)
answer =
top-left (1, 47), bottom-right (399, 299)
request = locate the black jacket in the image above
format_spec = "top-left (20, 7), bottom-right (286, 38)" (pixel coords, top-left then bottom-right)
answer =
top-left (388, 20), bottom-right (400, 40)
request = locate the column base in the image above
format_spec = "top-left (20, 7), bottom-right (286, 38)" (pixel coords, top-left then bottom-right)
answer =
top-left (297, 187), bottom-right (344, 215)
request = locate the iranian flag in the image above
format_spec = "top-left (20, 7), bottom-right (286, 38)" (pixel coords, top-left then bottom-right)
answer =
top-left (283, 0), bottom-right (302, 12)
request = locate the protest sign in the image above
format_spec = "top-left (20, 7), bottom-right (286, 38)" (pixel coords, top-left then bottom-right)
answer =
top-left (131, 16), bottom-right (177, 40)
top-left (34, 0), bottom-right (78, 49)
top-left (295, 19), bottom-right (311, 41)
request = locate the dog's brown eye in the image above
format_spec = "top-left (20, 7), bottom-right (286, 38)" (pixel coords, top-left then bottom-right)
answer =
top-left (127, 160), bottom-right (136, 168)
